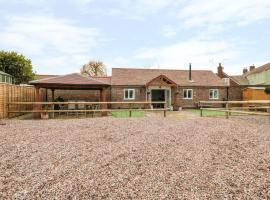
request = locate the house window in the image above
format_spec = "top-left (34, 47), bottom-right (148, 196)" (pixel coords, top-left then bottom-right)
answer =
top-left (209, 89), bottom-right (219, 100)
top-left (124, 89), bottom-right (135, 100)
top-left (183, 89), bottom-right (193, 99)
top-left (223, 78), bottom-right (230, 86)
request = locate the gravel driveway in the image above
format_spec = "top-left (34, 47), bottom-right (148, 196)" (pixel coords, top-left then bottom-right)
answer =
top-left (0, 117), bottom-right (269, 199)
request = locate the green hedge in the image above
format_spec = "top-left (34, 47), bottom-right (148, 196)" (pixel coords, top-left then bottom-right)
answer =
top-left (265, 87), bottom-right (270, 94)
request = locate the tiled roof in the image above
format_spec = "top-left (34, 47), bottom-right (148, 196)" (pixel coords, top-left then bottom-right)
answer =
top-left (244, 63), bottom-right (270, 77)
top-left (34, 74), bottom-right (58, 80)
top-left (34, 74), bottom-right (111, 84)
top-left (111, 68), bottom-right (225, 86)
top-left (93, 76), bottom-right (111, 84)
top-left (29, 73), bottom-right (110, 86)
top-left (230, 75), bottom-right (243, 84)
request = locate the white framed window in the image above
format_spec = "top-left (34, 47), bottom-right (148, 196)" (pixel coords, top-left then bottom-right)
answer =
top-left (124, 89), bottom-right (135, 100)
top-left (209, 89), bottom-right (219, 100)
top-left (183, 89), bottom-right (193, 99)
top-left (222, 78), bottom-right (230, 86)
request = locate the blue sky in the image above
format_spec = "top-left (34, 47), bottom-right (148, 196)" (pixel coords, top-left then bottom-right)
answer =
top-left (0, 0), bottom-right (270, 75)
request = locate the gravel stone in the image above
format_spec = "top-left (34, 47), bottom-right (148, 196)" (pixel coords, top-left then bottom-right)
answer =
top-left (0, 117), bottom-right (269, 199)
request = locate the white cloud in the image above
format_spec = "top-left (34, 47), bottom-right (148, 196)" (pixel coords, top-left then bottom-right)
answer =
top-left (178, 0), bottom-right (270, 28)
top-left (71, 0), bottom-right (178, 20)
top-left (161, 25), bottom-right (177, 38)
top-left (135, 39), bottom-right (240, 70)
top-left (0, 0), bottom-right (45, 3)
top-left (132, 0), bottom-right (175, 13)
top-left (121, 0), bottom-right (178, 20)
top-left (69, 0), bottom-right (94, 6)
top-left (0, 14), bottom-right (107, 74)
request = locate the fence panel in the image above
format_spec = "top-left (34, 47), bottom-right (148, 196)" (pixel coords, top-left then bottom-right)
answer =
top-left (0, 83), bottom-right (35, 119)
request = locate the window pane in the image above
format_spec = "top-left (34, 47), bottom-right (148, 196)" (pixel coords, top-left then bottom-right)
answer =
top-left (129, 90), bottom-right (134, 99)
top-left (214, 90), bottom-right (218, 98)
top-left (183, 90), bottom-right (187, 98)
top-left (125, 90), bottom-right (129, 99)
top-left (209, 90), bottom-right (213, 98)
top-left (188, 90), bottom-right (192, 98)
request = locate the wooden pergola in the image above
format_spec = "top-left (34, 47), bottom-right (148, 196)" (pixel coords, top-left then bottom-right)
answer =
top-left (29, 73), bottom-right (110, 118)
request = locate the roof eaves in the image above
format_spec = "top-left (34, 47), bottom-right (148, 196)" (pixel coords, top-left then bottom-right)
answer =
top-left (0, 71), bottom-right (12, 76)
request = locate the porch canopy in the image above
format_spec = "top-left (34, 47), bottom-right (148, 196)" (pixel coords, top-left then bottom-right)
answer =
top-left (29, 73), bottom-right (111, 110)
top-left (145, 74), bottom-right (177, 88)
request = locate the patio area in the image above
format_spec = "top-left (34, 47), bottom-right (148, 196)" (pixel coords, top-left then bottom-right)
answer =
top-left (29, 73), bottom-right (110, 118)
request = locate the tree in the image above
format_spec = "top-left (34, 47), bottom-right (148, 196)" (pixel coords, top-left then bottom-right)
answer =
top-left (80, 60), bottom-right (107, 77)
top-left (0, 51), bottom-right (35, 84)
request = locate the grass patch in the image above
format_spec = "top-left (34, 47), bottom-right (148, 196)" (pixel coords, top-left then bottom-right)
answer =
top-left (110, 110), bottom-right (146, 118)
top-left (185, 109), bottom-right (226, 116)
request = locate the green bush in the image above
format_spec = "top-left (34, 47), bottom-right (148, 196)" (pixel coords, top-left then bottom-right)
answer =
top-left (0, 51), bottom-right (35, 84)
top-left (265, 87), bottom-right (270, 94)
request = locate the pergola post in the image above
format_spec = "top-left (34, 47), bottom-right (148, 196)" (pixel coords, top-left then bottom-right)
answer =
top-left (173, 89), bottom-right (180, 111)
top-left (34, 87), bottom-right (41, 119)
top-left (51, 89), bottom-right (55, 118)
top-left (51, 89), bottom-right (55, 101)
top-left (100, 88), bottom-right (108, 116)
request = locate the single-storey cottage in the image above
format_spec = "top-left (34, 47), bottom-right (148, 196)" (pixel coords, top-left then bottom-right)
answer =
top-left (110, 66), bottom-right (227, 109)
top-left (30, 65), bottom-right (238, 109)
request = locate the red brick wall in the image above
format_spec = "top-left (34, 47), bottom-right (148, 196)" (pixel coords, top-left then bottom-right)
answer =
top-left (110, 86), bottom-right (228, 108)
top-left (176, 87), bottom-right (227, 108)
top-left (41, 89), bottom-right (111, 102)
top-left (39, 85), bottom-right (241, 109)
top-left (228, 86), bottom-right (242, 101)
top-left (110, 86), bottom-right (146, 108)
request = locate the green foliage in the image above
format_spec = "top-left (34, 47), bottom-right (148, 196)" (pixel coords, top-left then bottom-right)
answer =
top-left (0, 51), bottom-right (35, 84)
top-left (265, 87), bottom-right (270, 94)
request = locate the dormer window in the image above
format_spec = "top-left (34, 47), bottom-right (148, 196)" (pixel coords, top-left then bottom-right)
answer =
top-left (223, 78), bottom-right (230, 86)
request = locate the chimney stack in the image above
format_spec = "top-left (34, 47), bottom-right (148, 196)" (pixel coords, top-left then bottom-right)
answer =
top-left (243, 68), bottom-right (248, 74)
top-left (249, 65), bottom-right (255, 71)
top-left (217, 63), bottom-right (223, 78)
top-left (189, 63), bottom-right (192, 81)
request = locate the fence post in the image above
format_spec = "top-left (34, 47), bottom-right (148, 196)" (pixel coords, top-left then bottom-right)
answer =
top-left (129, 103), bottom-right (132, 117)
top-left (268, 103), bottom-right (270, 124)
top-left (226, 103), bottom-right (229, 119)
top-left (164, 109), bottom-right (166, 118)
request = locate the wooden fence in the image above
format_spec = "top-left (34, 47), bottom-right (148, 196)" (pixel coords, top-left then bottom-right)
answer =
top-left (199, 100), bottom-right (270, 121)
top-left (7, 101), bottom-right (168, 119)
top-left (0, 83), bottom-right (35, 119)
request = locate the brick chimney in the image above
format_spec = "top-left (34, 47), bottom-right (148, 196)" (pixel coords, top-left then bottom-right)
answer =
top-left (189, 63), bottom-right (192, 81)
top-left (243, 68), bottom-right (248, 74)
top-left (217, 63), bottom-right (223, 78)
top-left (249, 65), bottom-right (255, 71)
